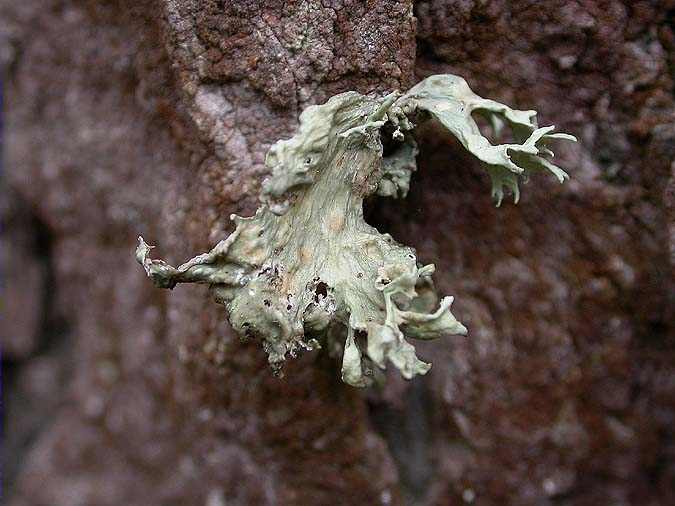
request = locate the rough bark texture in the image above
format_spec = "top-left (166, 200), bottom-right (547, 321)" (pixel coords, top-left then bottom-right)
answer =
top-left (2, 1), bottom-right (673, 505)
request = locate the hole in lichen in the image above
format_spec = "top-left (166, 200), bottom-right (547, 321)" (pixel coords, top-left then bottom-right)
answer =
top-left (354, 329), bottom-right (368, 348)
top-left (314, 281), bottom-right (328, 300)
top-left (471, 110), bottom-right (516, 144)
top-left (380, 129), bottom-right (401, 158)
top-left (263, 299), bottom-right (271, 307)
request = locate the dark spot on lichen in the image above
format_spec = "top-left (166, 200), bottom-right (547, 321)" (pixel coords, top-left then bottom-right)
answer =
top-left (264, 299), bottom-right (271, 307)
top-left (242, 322), bottom-right (253, 340)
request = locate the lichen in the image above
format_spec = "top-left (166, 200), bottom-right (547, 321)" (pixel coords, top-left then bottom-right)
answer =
top-left (136, 74), bottom-right (576, 387)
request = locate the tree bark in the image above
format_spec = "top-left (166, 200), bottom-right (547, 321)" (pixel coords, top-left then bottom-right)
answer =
top-left (3, 1), bottom-right (674, 504)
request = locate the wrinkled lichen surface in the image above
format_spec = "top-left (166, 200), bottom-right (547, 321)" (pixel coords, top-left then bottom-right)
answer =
top-left (137, 74), bottom-right (575, 386)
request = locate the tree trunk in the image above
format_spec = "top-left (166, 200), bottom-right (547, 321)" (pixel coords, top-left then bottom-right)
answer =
top-left (3, 1), bottom-right (674, 504)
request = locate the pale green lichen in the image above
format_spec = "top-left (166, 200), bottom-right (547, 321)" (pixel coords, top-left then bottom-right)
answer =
top-left (136, 74), bottom-right (576, 387)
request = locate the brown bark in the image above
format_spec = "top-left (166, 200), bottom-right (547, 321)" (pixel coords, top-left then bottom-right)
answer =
top-left (2, 1), bottom-right (674, 505)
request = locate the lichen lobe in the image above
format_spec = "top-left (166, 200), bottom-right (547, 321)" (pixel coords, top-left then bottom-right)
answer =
top-left (136, 74), bottom-right (575, 387)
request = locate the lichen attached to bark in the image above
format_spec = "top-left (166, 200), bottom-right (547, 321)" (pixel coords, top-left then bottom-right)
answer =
top-left (136, 74), bottom-right (576, 387)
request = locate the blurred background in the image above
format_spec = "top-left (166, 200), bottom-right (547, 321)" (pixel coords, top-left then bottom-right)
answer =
top-left (2, 1), bottom-right (674, 505)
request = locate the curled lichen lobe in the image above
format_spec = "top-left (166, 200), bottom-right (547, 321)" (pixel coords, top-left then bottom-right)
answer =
top-left (136, 74), bottom-right (575, 386)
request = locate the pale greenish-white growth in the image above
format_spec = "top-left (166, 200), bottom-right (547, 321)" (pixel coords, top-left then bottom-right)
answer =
top-left (136, 74), bottom-right (576, 387)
